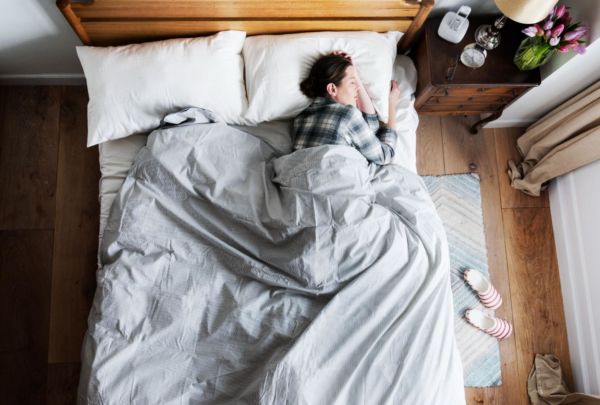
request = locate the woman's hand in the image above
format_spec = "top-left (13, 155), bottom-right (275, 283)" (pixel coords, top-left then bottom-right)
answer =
top-left (332, 50), bottom-right (364, 84)
top-left (331, 50), bottom-right (352, 62)
top-left (331, 50), bottom-right (367, 89)
top-left (389, 80), bottom-right (400, 106)
top-left (387, 80), bottom-right (400, 129)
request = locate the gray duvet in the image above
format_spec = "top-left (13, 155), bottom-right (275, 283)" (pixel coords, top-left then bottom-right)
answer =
top-left (79, 113), bottom-right (465, 404)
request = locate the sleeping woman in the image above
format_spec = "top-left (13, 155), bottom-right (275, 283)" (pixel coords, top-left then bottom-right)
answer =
top-left (293, 51), bottom-right (401, 165)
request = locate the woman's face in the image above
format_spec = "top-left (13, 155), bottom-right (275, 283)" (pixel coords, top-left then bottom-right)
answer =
top-left (327, 65), bottom-right (358, 107)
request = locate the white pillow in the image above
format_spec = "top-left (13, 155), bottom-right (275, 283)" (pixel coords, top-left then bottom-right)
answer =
top-left (242, 31), bottom-right (402, 125)
top-left (77, 31), bottom-right (247, 147)
top-left (391, 55), bottom-right (419, 173)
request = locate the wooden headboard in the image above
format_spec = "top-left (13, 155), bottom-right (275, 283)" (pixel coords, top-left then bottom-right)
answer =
top-left (57, 0), bottom-right (434, 52)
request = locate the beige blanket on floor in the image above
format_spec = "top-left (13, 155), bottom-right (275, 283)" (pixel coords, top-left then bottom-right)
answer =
top-left (528, 354), bottom-right (600, 405)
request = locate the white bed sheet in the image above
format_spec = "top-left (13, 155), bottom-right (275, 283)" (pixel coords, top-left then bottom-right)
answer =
top-left (97, 55), bottom-right (419, 246)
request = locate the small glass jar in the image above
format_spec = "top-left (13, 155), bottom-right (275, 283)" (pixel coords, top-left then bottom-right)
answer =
top-left (513, 36), bottom-right (556, 71)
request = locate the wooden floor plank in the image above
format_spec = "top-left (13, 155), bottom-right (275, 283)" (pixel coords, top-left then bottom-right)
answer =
top-left (503, 207), bottom-right (572, 398)
top-left (416, 115), bottom-right (445, 175)
top-left (0, 86), bottom-right (61, 230)
top-left (47, 362), bottom-right (81, 405)
top-left (493, 128), bottom-right (549, 209)
top-left (0, 230), bottom-right (54, 405)
top-left (441, 117), bottom-right (524, 405)
top-left (48, 87), bottom-right (99, 363)
top-left (440, 116), bottom-right (482, 175)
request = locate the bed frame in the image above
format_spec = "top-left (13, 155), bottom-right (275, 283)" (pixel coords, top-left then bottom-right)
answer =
top-left (57, 0), bottom-right (434, 52)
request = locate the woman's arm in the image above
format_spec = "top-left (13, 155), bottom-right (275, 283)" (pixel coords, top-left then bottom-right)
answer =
top-left (355, 72), bottom-right (376, 115)
top-left (345, 108), bottom-right (397, 165)
top-left (386, 80), bottom-right (400, 129)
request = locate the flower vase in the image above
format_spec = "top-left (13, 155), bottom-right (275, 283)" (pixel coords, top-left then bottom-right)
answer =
top-left (513, 37), bottom-right (556, 71)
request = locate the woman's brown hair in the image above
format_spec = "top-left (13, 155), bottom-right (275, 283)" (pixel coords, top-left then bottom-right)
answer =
top-left (300, 54), bottom-right (352, 98)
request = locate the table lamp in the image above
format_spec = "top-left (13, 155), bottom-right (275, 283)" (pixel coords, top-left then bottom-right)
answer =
top-left (476, 0), bottom-right (559, 51)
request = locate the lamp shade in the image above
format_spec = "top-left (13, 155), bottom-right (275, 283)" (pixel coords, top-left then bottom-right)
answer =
top-left (495, 0), bottom-right (558, 24)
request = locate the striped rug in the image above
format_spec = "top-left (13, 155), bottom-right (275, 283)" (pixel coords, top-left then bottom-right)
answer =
top-left (422, 173), bottom-right (501, 387)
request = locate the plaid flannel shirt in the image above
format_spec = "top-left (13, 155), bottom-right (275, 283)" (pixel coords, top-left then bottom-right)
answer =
top-left (293, 97), bottom-right (397, 165)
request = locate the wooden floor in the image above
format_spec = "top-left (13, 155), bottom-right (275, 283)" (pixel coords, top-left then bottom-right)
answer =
top-left (0, 86), bottom-right (571, 404)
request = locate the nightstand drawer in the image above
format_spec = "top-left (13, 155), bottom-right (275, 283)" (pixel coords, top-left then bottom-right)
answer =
top-left (417, 85), bottom-right (529, 115)
top-left (433, 87), bottom-right (526, 97)
top-left (420, 103), bottom-right (503, 113)
top-left (427, 95), bottom-right (514, 104)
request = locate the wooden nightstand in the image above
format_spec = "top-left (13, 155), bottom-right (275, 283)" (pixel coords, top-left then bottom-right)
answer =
top-left (413, 17), bottom-right (541, 133)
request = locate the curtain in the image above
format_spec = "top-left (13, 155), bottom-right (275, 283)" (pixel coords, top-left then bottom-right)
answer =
top-left (508, 80), bottom-right (600, 196)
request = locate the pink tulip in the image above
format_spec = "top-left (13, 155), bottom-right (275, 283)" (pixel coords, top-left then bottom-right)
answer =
top-left (554, 4), bottom-right (566, 19)
top-left (545, 29), bottom-right (552, 38)
top-left (551, 24), bottom-right (565, 37)
top-left (564, 28), bottom-right (587, 41)
top-left (549, 36), bottom-right (560, 46)
top-left (543, 19), bottom-right (554, 30)
top-left (558, 42), bottom-right (578, 53)
top-left (534, 24), bottom-right (544, 36)
top-left (575, 44), bottom-right (586, 54)
top-left (564, 41), bottom-right (579, 50)
top-left (522, 26), bottom-right (538, 37)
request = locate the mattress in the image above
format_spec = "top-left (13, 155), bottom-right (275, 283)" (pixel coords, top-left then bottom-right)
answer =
top-left (97, 55), bottom-right (419, 246)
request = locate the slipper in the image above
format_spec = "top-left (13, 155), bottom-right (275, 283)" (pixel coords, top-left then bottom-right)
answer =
top-left (463, 268), bottom-right (502, 309)
top-left (465, 309), bottom-right (513, 340)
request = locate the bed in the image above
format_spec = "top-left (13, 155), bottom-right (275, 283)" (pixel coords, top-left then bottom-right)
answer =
top-left (58, 1), bottom-right (466, 404)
